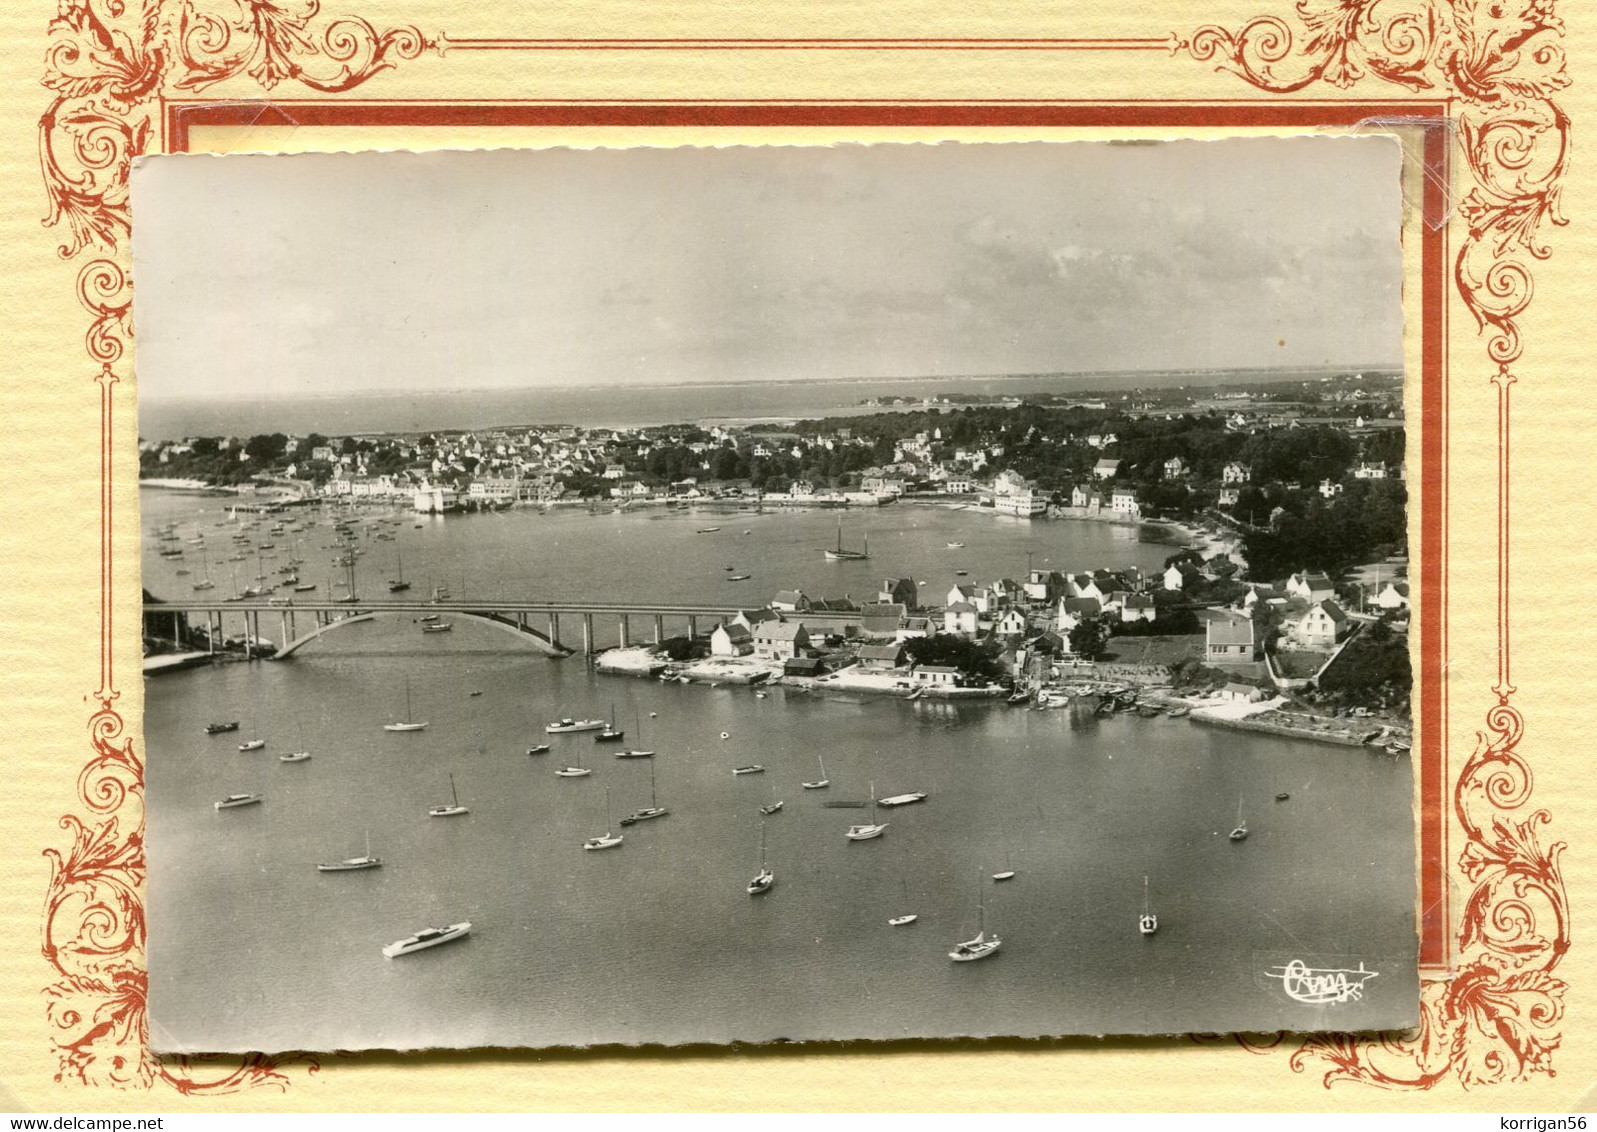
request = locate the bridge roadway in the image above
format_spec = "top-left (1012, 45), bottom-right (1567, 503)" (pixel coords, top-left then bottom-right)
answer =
top-left (148, 597), bottom-right (755, 658)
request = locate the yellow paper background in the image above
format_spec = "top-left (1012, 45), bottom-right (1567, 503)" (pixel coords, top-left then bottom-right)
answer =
top-left (2, 0), bottom-right (1595, 1112)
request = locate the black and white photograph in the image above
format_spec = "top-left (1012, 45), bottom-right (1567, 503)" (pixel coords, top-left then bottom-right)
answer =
top-left (131, 138), bottom-right (1416, 1052)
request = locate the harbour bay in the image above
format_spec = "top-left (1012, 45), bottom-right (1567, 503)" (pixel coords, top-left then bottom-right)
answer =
top-left (142, 493), bottom-right (1417, 1050)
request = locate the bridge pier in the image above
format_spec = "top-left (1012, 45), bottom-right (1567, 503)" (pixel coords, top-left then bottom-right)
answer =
top-left (618, 615), bottom-right (630, 649)
top-left (688, 615), bottom-right (698, 640)
top-left (653, 614), bottom-right (664, 645)
top-left (582, 613), bottom-right (594, 656)
top-left (548, 613), bottom-right (560, 647)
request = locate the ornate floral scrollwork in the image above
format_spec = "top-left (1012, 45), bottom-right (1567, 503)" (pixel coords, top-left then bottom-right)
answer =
top-left (41, 0), bottom-right (438, 1096)
top-left (1183, 0), bottom-right (1569, 1092)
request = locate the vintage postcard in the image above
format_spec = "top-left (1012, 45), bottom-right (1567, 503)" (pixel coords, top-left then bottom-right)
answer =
top-left (8, 0), bottom-right (1590, 1113)
top-left (131, 138), bottom-right (1416, 1053)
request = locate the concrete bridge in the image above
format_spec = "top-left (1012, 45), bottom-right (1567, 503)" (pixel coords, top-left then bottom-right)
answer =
top-left (147, 597), bottom-right (752, 659)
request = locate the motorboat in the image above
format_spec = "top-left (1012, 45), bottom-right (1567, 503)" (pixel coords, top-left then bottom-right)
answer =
top-left (615, 749), bottom-right (654, 759)
top-left (732, 765), bottom-right (765, 775)
top-left (319, 833), bottom-right (381, 872)
top-left (382, 922), bottom-right (471, 958)
top-left (526, 744), bottom-right (551, 755)
top-left (546, 718), bottom-right (605, 734)
top-left (237, 739), bottom-right (266, 752)
top-left (214, 793), bottom-right (261, 810)
top-left (1275, 791), bottom-right (1291, 801)
top-left (278, 751), bottom-right (311, 763)
top-left (421, 621), bottom-right (454, 634)
top-left (555, 766), bottom-right (592, 778)
top-left (888, 915), bottom-right (918, 927)
top-left (205, 721), bottom-right (240, 735)
top-left (878, 792), bottom-right (926, 807)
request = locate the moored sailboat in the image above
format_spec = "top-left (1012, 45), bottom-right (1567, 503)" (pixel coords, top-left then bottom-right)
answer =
top-left (746, 823), bottom-right (774, 894)
top-left (620, 756), bottom-right (668, 825)
top-left (318, 831), bottom-right (381, 872)
top-left (822, 516), bottom-right (869, 561)
top-left (1139, 875), bottom-right (1158, 936)
top-left (845, 780), bottom-right (888, 841)
top-left (428, 773), bottom-right (469, 817)
top-left (583, 787), bottom-right (623, 850)
top-left (801, 754), bottom-right (829, 789)
top-left (949, 873), bottom-right (1002, 962)
top-left (383, 678), bottom-right (428, 732)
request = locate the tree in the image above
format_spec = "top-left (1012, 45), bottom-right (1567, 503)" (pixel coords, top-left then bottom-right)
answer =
top-left (1067, 616), bottom-right (1110, 661)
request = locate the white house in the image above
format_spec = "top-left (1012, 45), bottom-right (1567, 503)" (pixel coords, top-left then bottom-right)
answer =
top-left (753, 620), bottom-right (810, 660)
top-left (771, 590), bottom-right (811, 613)
top-left (1353, 462), bottom-right (1389, 479)
top-left (1163, 456), bottom-right (1189, 480)
top-left (710, 623), bottom-right (753, 657)
top-left (1110, 487), bottom-right (1139, 516)
top-left (943, 602), bottom-right (979, 637)
top-left (1293, 600), bottom-right (1350, 649)
top-left (1120, 594), bottom-right (1157, 623)
top-left (1218, 487), bottom-right (1241, 506)
top-left (911, 665), bottom-right (961, 687)
top-left (946, 582), bottom-right (979, 608)
top-left (1093, 458), bottom-right (1122, 480)
top-left (1205, 617), bottom-right (1257, 664)
top-left (995, 608), bottom-right (1029, 637)
top-left (994, 487), bottom-right (1047, 517)
top-left (991, 469), bottom-right (1030, 496)
top-left (1285, 572), bottom-right (1336, 604)
top-left (1319, 478), bottom-right (1344, 498)
top-left (1222, 462), bottom-right (1251, 484)
top-left (1376, 581), bottom-right (1411, 610)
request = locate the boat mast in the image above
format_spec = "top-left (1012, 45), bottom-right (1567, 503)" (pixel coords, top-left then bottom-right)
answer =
top-left (449, 772), bottom-right (459, 808)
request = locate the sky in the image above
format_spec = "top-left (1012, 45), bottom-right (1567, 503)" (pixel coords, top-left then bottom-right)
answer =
top-left (130, 137), bottom-right (1404, 402)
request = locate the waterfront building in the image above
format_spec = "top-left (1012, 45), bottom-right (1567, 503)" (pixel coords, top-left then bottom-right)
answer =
top-left (991, 469), bottom-right (1029, 496)
top-left (1110, 487), bottom-right (1140, 516)
top-left (710, 623), bottom-right (754, 657)
top-left (753, 620), bottom-right (810, 660)
top-left (1218, 682), bottom-right (1268, 703)
top-left (856, 643), bottom-right (906, 672)
top-left (911, 664), bottom-right (961, 687)
top-left (771, 590), bottom-right (811, 613)
top-left (994, 487), bottom-right (1047, 517)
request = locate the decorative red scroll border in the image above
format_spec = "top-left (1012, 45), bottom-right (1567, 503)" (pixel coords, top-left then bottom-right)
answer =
top-left (39, 0), bottom-right (1566, 1097)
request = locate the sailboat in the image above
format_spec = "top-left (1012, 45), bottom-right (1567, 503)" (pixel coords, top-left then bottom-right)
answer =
top-left (318, 830), bottom-right (381, 872)
top-left (889, 875), bottom-right (917, 925)
top-left (746, 823), bottom-right (774, 894)
top-left (191, 545), bottom-right (216, 591)
top-left (583, 787), bottom-right (623, 850)
top-left (992, 852), bottom-right (1016, 882)
top-left (428, 772), bottom-right (469, 817)
top-left (1139, 876), bottom-right (1158, 935)
top-left (1229, 797), bottom-right (1249, 841)
top-left (279, 716), bottom-right (311, 762)
top-left (620, 757), bottom-right (668, 824)
top-left (950, 872), bottom-right (1002, 962)
top-left (822, 516), bottom-right (869, 561)
top-left (845, 780), bottom-right (888, 841)
top-left (594, 702), bottom-right (625, 743)
top-left (759, 779), bottom-right (784, 815)
top-left (555, 740), bottom-right (591, 777)
top-left (383, 678), bottom-right (428, 732)
top-left (615, 709), bottom-right (653, 758)
top-left (388, 551), bottom-right (411, 593)
top-left (802, 753), bottom-right (830, 790)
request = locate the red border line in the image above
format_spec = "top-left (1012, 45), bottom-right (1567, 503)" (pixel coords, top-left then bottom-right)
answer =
top-left (165, 99), bottom-right (1450, 969)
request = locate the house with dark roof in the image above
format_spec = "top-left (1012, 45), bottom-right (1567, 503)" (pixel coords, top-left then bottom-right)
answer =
top-left (879, 577), bottom-right (918, 608)
top-left (856, 642), bottom-right (907, 671)
top-left (1285, 572), bottom-right (1336, 604)
top-left (710, 622), bottom-right (753, 657)
top-left (1293, 600), bottom-right (1350, 649)
top-left (1056, 596), bottom-right (1103, 633)
top-left (1120, 594), bottom-right (1157, 623)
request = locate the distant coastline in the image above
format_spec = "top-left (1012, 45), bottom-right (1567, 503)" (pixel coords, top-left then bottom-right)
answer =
top-left (139, 364), bottom-right (1398, 442)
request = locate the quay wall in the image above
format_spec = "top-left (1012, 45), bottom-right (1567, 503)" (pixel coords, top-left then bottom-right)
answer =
top-left (1190, 711), bottom-right (1376, 748)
